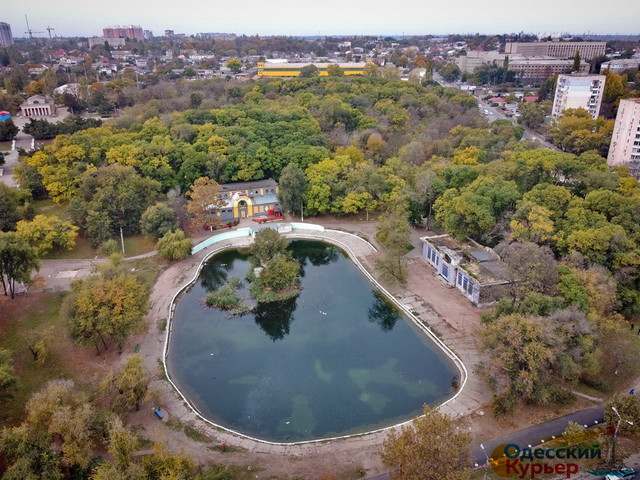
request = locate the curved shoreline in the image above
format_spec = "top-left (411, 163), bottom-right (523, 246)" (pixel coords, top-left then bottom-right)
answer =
top-left (161, 224), bottom-right (469, 447)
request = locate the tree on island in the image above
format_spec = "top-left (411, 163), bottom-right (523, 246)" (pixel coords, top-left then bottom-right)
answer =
top-left (251, 228), bottom-right (289, 267)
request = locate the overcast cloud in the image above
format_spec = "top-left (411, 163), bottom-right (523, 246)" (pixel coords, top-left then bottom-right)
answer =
top-left (3, 0), bottom-right (638, 38)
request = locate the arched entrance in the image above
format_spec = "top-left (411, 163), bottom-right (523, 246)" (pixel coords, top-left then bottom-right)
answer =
top-left (238, 200), bottom-right (248, 218)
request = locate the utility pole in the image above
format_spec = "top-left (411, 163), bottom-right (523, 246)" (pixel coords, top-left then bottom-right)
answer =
top-left (120, 227), bottom-right (125, 255)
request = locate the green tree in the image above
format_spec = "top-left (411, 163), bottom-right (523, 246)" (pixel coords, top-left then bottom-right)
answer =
top-left (225, 59), bottom-right (243, 74)
top-left (0, 232), bottom-right (40, 299)
top-left (139, 203), bottom-right (177, 240)
top-left (259, 253), bottom-right (300, 292)
top-left (299, 64), bottom-right (319, 78)
top-left (572, 50), bottom-right (581, 72)
top-left (0, 118), bottom-right (19, 141)
top-left (380, 405), bottom-right (472, 480)
top-left (363, 62), bottom-right (379, 77)
top-left (278, 163), bottom-right (306, 218)
top-left (440, 63), bottom-right (461, 82)
top-left (15, 215), bottom-right (78, 257)
top-left (251, 228), bottom-right (289, 267)
top-left (156, 229), bottom-right (192, 261)
top-left (0, 184), bottom-right (30, 232)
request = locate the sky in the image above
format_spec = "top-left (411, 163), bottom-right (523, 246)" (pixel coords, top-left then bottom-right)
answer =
top-left (3, 0), bottom-right (639, 38)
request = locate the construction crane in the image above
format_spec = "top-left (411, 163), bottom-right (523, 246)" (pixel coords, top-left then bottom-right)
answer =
top-left (46, 26), bottom-right (55, 41)
top-left (24, 15), bottom-right (44, 39)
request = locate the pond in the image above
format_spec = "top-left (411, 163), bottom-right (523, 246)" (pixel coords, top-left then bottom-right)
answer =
top-left (167, 240), bottom-right (459, 443)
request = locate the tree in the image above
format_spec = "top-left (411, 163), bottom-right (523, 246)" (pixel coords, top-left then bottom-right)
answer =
top-left (572, 50), bottom-right (581, 72)
top-left (67, 271), bottom-right (149, 353)
top-left (225, 59), bottom-right (243, 74)
top-left (0, 348), bottom-right (17, 400)
top-left (139, 203), bottom-right (177, 240)
top-left (440, 63), bottom-right (461, 82)
top-left (363, 62), bottom-right (379, 77)
top-left (0, 232), bottom-right (40, 299)
top-left (379, 405), bottom-right (472, 480)
top-left (0, 118), bottom-right (18, 141)
top-left (22, 326), bottom-right (54, 364)
top-left (299, 64), bottom-right (319, 78)
top-left (90, 416), bottom-right (144, 480)
top-left (15, 215), bottom-right (78, 257)
top-left (103, 354), bottom-right (150, 413)
top-left (326, 64), bottom-right (345, 76)
top-left (156, 229), bottom-right (192, 261)
top-left (251, 228), bottom-right (289, 267)
top-left (185, 177), bottom-right (224, 230)
top-left (259, 253), bottom-right (300, 292)
top-left (278, 163), bottom-right (306, 218)
top-left (25, 379), bottom-right (96, 475)
top-left (0, 184), bottom-right (29, 232)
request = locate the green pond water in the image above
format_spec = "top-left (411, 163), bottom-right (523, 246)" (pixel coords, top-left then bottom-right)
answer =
top-left (167, 240), bottom-right (459, 442)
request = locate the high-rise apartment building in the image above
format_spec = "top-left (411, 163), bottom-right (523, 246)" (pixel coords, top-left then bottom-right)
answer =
top-left (505, 41), bottom-right (606, 60)
top-left (0, 22), bottom-right (13, 47)
top-left (103, 25), bottom-right (144, 41)
top-left (551, 74), bottom-right (606, 119)
top-left (607, 98), bottom-right (640, 178)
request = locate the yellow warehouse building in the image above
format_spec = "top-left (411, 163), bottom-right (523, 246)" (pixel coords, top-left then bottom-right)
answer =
top-left (257, 62), bottom-right (367, 77)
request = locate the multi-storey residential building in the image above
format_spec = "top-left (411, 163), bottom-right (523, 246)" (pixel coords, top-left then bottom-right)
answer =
top-left (508, 58), bottom-right (589, 83)
top-left (0, 22), bottom-right (13, 47)
top-left (257, 62), bottom-right (367, 77)
top-left (551, 74), bottom-right (606, 119)
top-left (103, 25), bottom-right (143, 41)
top-left (607, 98), bottom-right (640, 178)
top-left (505, 41), bottom-right (606, 60)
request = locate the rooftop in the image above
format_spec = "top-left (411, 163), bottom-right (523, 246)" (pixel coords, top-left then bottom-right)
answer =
top-left (219, 178), bottom-right (277, 192)
top-left (421, 234), bottom-right (513, 285)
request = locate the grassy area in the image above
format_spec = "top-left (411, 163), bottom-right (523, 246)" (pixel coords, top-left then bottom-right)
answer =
top-left (122, 235), bottom-right (157, 257)
top-left (43, 236), bottom-right (98, 260)
top-left (0, 292), bottom-right (73, 424)
top-left (33, 198), bottom-right (72, 221)
top-left (165, 419), bottom-right (211, 443)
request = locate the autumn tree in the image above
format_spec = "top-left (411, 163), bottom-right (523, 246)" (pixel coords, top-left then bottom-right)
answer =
top-left (102, 354), bottom-right (150, 414)
top-left (0, 348), bottom-right (17, 401)
top-left (379, 405), bottom-right (472, 480)
top-left (156, 229), bottom-right (192, 261)
top-left (66, 270), bottom-right (149, 353)
top-left (23, 379), bottom-right (96, 476)
top-left (326, 64), bottom-right (344, 76)
top-left (139, 203), bottom-right (177, 240)
top-left (185, 176), bottom-right (224, 230)
top-left (0, 232), bottom-right (40, 299)
top-left (22, 326), bottom-right (54, 364)
top-left (375, 210), bottom-right (411, 285)
top-left (15, 215), bottom-right (78, 257)
top-left (90, 416), bottom-right (143, 480)
top-left (225, 59), bottom-right (243, 74)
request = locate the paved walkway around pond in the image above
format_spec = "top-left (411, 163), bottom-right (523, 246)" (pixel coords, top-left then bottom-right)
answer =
top-left (129, 220), bottom-right (492, 468)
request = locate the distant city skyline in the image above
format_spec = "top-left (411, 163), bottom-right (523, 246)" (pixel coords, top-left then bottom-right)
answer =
top-left (3, 0), bottom-right (638, 39)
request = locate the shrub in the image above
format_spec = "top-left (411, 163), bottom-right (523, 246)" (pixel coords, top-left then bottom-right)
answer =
top-left (157, 229), bottom-right (192, 261)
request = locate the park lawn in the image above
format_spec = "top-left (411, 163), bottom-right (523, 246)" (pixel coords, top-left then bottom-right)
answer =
top-left (33, 198), bottom-right (72, 221)
top-left (122, 235), bottom-right (157, 257)
top-left (0, 292), bottom-right (75, 425)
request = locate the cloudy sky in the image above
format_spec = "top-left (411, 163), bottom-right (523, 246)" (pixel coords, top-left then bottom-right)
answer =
top-left (3, 0), bottom-right (638, 38)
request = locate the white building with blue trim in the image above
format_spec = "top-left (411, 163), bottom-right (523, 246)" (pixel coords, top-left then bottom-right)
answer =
top-left (421, 234), bottom-right (514, 306)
